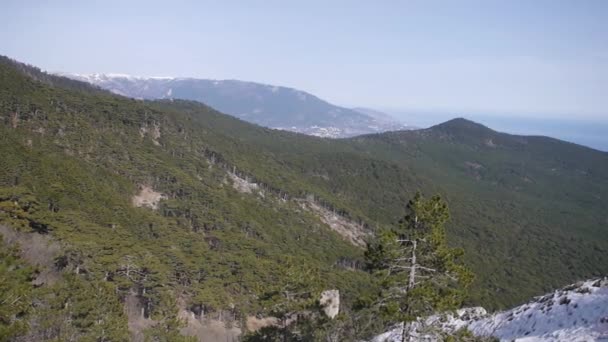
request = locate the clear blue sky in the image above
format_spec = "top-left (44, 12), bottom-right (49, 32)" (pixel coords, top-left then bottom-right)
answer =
top-left (1, 0), bottom-right (607, 120)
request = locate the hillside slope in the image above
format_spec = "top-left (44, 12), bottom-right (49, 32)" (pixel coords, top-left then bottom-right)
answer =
top-left (346, 119), bottom-right (608, 307)
top-left (61, 73), bottom-right (409, 137)
top-left (10, 59), bottom-right (608, 309)
top-left (0, 57), bottom-right (376, 340)
top-left (1, 56), bottom-right (608, 340)
top-left (374, 277), bottom-right (608, 341)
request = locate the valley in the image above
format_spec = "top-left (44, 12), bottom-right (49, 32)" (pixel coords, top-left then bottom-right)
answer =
top-left (1, 56), bottom-right (607, 341)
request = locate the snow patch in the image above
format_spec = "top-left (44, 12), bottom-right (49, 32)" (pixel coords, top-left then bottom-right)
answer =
top-left (372, 278), bottom-right (608, 342)
top-left (468, 278), bottom-right (608, 341)
top-left (60, 72), bottom-right (174, 83)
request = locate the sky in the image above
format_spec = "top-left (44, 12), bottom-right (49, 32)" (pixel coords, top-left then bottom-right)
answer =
top-left (1, 0), bottom-right (607, 122)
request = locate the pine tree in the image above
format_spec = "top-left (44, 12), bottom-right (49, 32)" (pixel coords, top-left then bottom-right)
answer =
top-left (365, 193), bottom-right (474, 341)
top-left (245, 257), bottom-right (324, 341)
top-left (0, 244), bottom-right (33, 340)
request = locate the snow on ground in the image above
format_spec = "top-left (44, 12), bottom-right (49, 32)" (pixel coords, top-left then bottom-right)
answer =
top-left (373, 278), bottom-right (608, 342)
top-left (63, 73), bottom-right (175, 82)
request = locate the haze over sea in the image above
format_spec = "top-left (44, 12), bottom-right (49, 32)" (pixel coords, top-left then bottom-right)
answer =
top-left (390, 111), bottom-right (608, 152)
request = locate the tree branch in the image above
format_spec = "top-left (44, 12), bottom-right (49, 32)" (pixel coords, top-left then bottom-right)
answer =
top-left (417, 266), bottom-right (436, 273)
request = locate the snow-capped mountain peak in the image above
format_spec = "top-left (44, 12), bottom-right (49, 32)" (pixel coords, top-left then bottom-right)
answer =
top-left (56, 72), bottom-right (412, 138)
top-left (59, 72), bottom-right (175, 82)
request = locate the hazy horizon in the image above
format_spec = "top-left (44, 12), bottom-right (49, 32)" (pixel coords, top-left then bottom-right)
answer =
top-left (5, 58), bottom-right (607, 151)
top-left (381, 110), bottom-right (608, 152)
top-left (2, 0), bottom-right (607, 121)
top-left (2, 1), bottom-right (607, 151)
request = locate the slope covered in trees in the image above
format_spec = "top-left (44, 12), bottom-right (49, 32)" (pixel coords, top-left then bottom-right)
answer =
top-left (1, 56), bottom-right (607, 340)
top-left (0, 57), bottom-right (375, 341)
top-left (345, 120), bottom-right (608, 306)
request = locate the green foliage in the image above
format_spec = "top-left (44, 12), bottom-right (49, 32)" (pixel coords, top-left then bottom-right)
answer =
top-left (349, 121), bottom-right (608, 307)
top-left (0, 57), bottom-right (370, 340)
top-left (1, 55), bottom-right (607, 340)
top-left (0, 243), bottom-right (34, 340)
top-left (30, 274), bottom-right (130, 342)
top-left (365, 194), bottom-right (473, 324)
top-left (243, 326), bottom-right (305, 342)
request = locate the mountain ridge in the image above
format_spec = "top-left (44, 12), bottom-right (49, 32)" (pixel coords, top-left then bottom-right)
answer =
top-left (431, 117), bottom-right (495, 132)
top-left (373, 277), bottom-right (608, 342)
top-left (2, 55), bottom-right (608, 340)
top-left (7, 56), bottom-right (608, 309)
top-left (60, 72), bottom-right (410, 138)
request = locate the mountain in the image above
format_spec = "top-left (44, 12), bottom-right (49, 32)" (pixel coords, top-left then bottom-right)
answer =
top-left (348, 119), bottom-right (608, 306)
top-left (1, 57), bottom-right (374, 341)
top-left (351, 107), bottom-right (417, 129)
top-left (2, 56), bottom-right (608, 340)
top-left (373, 277), bottom-right (608, 341)
top-left (60, 73), bottom-right (410, 138)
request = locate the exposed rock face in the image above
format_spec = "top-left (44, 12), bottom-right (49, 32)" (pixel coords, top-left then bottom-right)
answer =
top-left (228, 172), bottom-right (261, 194)
top-left (131, 185), bottom-right (166, 209)
top-left (0, 225), bottom-right (62, 286)
top-left (246, 316), bottom-right (278, 332)
top-left (175, 298), bottom-right (241, 342)
top-left (373, 278), bottom-right (608, 342)
top-left (178, 314), bottom-right (241, 342)
top-left (139, 122), bottom-right (161, 146)
top-left (224, 167), bottom-right (368, 248)
top-left (299, 200), bottom-right (368, 247)
top-left (124, 292), bottom-right (156, 342)
top-left (320, 289), bottom-right (340, 319)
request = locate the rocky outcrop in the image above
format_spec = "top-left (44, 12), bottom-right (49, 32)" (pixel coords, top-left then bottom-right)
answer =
top-left (0, 224), bottom-right (62, 286)
top-left (131, 185), bottom-right (166, 210)
top-left (320, 289), bottom-right (340, 319)
top-left (139, 122), bottom-right (161, 146)
top-left (373, 278), bottom-right (608, 342)
top-left (228, 171), bottom-right (261, 194)
top-left (300, 200), bottom-right (368, 247)
top-left (203, 147), bottom-right (371, 247)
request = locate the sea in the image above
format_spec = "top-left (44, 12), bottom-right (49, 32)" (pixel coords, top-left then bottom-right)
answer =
top-left (393, 112), bottom-right (608, 152)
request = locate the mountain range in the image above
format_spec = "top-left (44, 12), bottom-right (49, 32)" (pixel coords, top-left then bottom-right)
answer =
top-left (60, 73), bottom-right (411, 138)
top-left (1, 56), bottom-right (607, 341)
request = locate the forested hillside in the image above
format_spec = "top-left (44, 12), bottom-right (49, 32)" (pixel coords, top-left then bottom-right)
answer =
top-left (1, 56), bottom-right (607, 340)
top-left (347, 120), bottom-right (608, 306)
top-left (0, 57), bottom-right (376, 341)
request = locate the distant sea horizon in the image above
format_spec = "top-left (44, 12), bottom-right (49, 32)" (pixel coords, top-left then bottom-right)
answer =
top-left (388, 111), bottom-right (608, 152)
